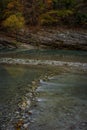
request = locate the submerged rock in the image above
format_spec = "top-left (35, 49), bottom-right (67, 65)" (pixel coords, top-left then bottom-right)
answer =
top-left (23, 122), bottom-right (30, 129)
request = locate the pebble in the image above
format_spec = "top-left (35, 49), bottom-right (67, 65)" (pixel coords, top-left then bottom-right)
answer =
top-left (26, 93), bottom-right (32, 98)
top-left (30, 120), bottom-right (35, 123)
top-left (23, 123), bottom-right (30, 129)
top-left (32, 81), bottom-right (36, 85)
top-left (26, 100), bottom-right (31, 106)
top-left (15, 119), bottom-right (24, 128)
top-left (28, 110), bottom-right (33, 115)
top-left (15, 111), bottom-right (20, 114)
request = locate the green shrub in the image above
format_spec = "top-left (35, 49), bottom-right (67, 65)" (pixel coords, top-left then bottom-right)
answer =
top-left (48, 9), bottom-right (73, 17)
top-left (40, 13), bottom-right (58, 25)
top-left (75, 12), bottom-right (87, 25)
top-left (52, 0), bottom-right (76, 9)
top-left (40, 9), bottom-right (73, 25)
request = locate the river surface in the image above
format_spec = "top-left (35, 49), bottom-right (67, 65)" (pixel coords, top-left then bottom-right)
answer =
top-left (0, 49), bottom-right (87, 130)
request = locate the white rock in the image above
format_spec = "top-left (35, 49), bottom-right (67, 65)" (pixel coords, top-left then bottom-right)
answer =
top-left (23, 123), bottom-right (30, 128)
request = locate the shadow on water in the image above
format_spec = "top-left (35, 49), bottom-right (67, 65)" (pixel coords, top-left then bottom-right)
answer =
top-left (0, 65), bottom-right (17, 102)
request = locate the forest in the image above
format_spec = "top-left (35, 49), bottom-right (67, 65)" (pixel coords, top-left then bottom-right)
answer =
top-left (0, 0), bottom-right (87, 31)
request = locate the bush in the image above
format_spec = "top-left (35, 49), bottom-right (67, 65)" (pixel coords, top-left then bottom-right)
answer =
top-left (40, 9), bottom-right (73, 25)
top-left (75, 12), bottom-right (87, 25)
top-left (2, 14), bottom-right (25, 31)
top-left (40, 12), bottom-right (58, 25)
top-left (48, 9), bottom-right (73, 17)
top-left (52, 0), bottom-right (76, 9)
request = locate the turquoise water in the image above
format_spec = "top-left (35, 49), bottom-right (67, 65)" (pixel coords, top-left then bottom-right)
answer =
top-left (0, 49), bottom-right (87, 62)
top-left (0, 49), bottom-right (87, 130)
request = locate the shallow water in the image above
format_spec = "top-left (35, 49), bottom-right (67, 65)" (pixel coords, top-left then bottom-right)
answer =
top-left (0, 64), bottom-right (52, 129)
top-left (0, 49), bottom-right (87, 130)
top-left (30, 71), bottom-right (87, 130)
top-left (0, 49), bottom-right (87, 62)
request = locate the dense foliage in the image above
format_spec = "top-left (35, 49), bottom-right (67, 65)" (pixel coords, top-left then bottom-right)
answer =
top-left (0, 0), bottom-right (87, 30)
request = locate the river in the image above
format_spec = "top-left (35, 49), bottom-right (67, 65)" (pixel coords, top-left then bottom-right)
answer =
top-left (0, 49), bottom-right (87, 130)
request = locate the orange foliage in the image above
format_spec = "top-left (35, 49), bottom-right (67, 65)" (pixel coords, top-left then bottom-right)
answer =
top-left (7, 0), bottom-right (23, 12)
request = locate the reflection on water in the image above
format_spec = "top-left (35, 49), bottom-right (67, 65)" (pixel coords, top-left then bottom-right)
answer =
top-left (0, 64), bottom-right (48, 129)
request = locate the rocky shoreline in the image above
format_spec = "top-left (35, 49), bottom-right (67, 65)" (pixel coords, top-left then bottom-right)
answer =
top-left (0, 28), bottom-right (87, 50)
top-left (0, 58), bottom-right (87, 70)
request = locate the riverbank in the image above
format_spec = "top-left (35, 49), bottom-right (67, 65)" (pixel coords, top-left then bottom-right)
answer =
top-left (0, 58), bottom-right (87, 70)
top-left (0, 27), bottom-right (87, 51)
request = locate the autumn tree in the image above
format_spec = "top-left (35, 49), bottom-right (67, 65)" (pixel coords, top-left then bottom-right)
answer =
top-left (22, 0), bottom-right (41, 25)
top-left (2, 14), bottom-right (25, 40)
top-left (3, 14), bottom-right (24, 30)
top-left (2, 0), bottom-right (25, 39)
top-left (3, 0), bottom-right (23, 19)
top-left (0, 0), bottom-right (12, 20)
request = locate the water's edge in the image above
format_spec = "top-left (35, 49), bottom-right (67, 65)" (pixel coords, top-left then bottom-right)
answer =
top-left (0, 58), bottom-right (87, 70)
